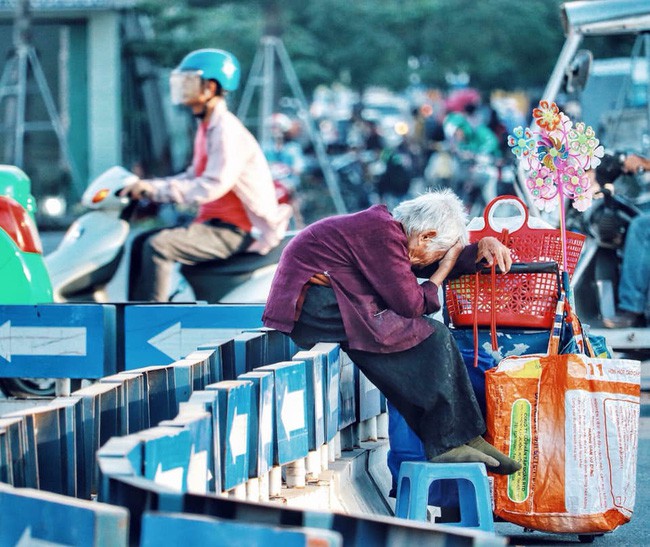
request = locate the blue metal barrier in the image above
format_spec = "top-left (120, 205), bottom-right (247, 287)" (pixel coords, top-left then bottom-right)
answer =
top-left (0, 482), bottom-right (128, 546)
top-left (123, 304), bottom-right (265, 368)
top-left (48, 397), bottom-right (83, 497)
top-left (0, 421), bottom-right (9, 484)
top-left (243, 326), bottom-right (295, 364)
top-left (196, 339), bottom-right (235, 383)
top-left (2, 404), bottom-right (82, 495)
top-left (255, 361), bottom-right (309, 466)
top-left (205, 381), bottom-right (253, 491)
top-left (0, 304), bottom-right (116, 378)
top-left (96, 436), bottom-right (142, 501)
top-left (184, 349), bottom-right (216, 387)
top-left (338, 351), bottom-right (357, 430)
top-left (139, 510), bottom-right (343, 546)
top-left (137, 426), bottom-right (192, 492)
top-left (0, 306), bottom-right (508, 546)
top-left (232, 331), bottom-right (267, 379)
top-left (186, 390), bottom-right (222, 493)
top-left (309, 343), bottom-right (341, 444)
top-left (292, 350), bottom-right (326, 452)
top-left (70, 382), bottom-right (122, 498)
top-left (356, 368), bottom-right (382, 423)
top-left (238, 371), bottom-right (275, 483)
top-left (101, 372), bottom-right (147, 434)
top-left (124, 365), bottom-right (176, 428)
top-left (159, 410), bottom-right (213, 494)
top-left (0, 416), bottom-right (35, 488)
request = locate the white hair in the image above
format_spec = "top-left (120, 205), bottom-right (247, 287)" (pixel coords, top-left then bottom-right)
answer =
top-left (392, 189), bottom-right (469, 251)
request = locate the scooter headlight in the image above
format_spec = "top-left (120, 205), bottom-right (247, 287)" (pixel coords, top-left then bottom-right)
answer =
top-left (91, 188), bottom-right (111, 204)
top-left (169, 70), bottom-right (203, 105)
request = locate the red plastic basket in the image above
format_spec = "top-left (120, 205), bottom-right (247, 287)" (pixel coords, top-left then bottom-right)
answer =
top-left (445, 195), bottom-right (585, 329)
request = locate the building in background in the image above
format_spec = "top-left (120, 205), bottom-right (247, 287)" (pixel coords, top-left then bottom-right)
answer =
top-left (0, 0), bottom-right (180, 225)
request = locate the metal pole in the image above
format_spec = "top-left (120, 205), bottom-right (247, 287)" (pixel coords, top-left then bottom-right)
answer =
top-left (274, 38), bottom-right (347, 214)
top-left (12, 0), bottom-right (31, 168)
top-left (14, 47), bottom-right (28, 167)
top-left (260, 36), bottom-right (275, 150)
top-left (236, 35), bottom-right (348, 215)
top-left (236, 42), bottom-right (265, 124)
top-left (0, 0), bottom-right (81, 193)
top-left (641, 32), bottom-right (650, 156)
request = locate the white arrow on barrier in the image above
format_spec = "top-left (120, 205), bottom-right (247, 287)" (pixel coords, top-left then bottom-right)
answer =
top-left (328, 377), bottom-right (339, 414)
top-left (260, 393), bottom-right (274, 449)
top-left (314, 375), bottom-right (324, 422)
top-left (154, 462), bottom-right (184, 491)
top-left (229, 408), bottom-right (248, 462)
top-left (186, 443), bottom-right (209, 494)
top-left (16, 527), bottom-right (59, 546)
top-left (147, 322), bottom-right (243, 360)
top-left (0, 321), bottom-right (86, 363)
top-left (280, 385), bottom-right (305, 435)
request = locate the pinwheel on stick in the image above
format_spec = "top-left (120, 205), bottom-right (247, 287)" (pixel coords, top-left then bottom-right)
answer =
top-left (507, 100), bottom-right (603, 271)
top-left (508, 100), bottom-right (603, 348)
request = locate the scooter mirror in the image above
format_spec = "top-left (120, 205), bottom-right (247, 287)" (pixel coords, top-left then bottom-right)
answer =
top-left (564, 49), bottom-right (593, 94)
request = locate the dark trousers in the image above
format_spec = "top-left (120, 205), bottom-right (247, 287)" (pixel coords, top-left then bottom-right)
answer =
top-left (130, 221), bottom-right (252, 302)
top-left (290, 285), bottom-right (485, 459)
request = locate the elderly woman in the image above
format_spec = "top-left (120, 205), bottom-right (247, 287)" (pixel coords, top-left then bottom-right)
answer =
top-left (262, 190), bottom-right (520, 474)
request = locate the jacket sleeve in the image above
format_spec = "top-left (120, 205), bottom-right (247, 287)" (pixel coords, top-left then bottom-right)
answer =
top-left (147, 119), bottom-right (247, 205)
top-left (412, 243), bottom-right (479, 279)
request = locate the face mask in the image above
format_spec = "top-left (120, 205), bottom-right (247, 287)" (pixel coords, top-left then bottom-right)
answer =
top-left (169, 70), bottom-right (203, 105)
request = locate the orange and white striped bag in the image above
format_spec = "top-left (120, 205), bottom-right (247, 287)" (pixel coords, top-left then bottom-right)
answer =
top-left (485, 349), bottom-right (640, 533)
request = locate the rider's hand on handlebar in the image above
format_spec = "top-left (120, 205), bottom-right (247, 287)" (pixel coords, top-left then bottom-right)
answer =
top-left (119, 180), bottom-right (154, 200)
top-left (622, 154), bottom-right (650, 174)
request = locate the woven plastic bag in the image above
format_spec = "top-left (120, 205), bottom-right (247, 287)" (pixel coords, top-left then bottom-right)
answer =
top-left (484, 306), bottom-right (640, 533)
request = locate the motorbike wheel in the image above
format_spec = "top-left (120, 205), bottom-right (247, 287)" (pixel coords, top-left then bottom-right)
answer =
top-left (0, 377), bottom-right (56, 398)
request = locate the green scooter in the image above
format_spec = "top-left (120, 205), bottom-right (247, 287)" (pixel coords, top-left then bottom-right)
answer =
top-left (0, 164), bottom-right (55, 396)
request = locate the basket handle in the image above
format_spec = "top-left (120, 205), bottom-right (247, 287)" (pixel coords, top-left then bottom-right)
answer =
top-left (483, 194), bottom-right (529, 234)
top-left (478, 261), bottom-right (559, 275)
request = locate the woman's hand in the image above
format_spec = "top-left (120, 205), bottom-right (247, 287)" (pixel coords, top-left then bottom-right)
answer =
top-left (477, 236), bottom-right (512, 273)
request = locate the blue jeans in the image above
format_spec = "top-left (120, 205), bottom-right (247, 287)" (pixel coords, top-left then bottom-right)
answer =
top-left (619, 213), bottom-right (650, 315)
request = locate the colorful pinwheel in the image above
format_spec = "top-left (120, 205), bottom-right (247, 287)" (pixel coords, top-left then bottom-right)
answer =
top-left (507, 100), bottom-right (602, 269)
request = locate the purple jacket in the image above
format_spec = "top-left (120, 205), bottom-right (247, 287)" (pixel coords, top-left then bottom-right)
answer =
top-left (262, 205), bottom-right (479, 353)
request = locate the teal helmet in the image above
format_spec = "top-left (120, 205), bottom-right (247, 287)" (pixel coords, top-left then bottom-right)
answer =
top-left (443, 111), bottom-right (474, 141)
top-left (170, 48), bottom-right (240, 105)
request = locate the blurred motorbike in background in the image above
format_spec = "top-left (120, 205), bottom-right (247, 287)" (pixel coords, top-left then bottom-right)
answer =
top-left (570, 154), bottom-right (650, 348)
top-left (510, 0), bottom-right (650, 359)
top-left (46, 166), bottom-right (293, 305)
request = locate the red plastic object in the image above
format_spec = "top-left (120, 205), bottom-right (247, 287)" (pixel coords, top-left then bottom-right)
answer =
top-left (445, 195), bottom-right (585, 329)
top-left (0, 196), bottom-right (43, 254)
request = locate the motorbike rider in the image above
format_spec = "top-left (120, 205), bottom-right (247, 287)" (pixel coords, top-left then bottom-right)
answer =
top-left (120, 48), bottom-right (292, 301)
top-left (602, 153), bottom-right (650, 328)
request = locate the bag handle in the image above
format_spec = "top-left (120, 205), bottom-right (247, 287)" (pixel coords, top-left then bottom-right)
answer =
top-left (483, 194), bottom-right (529, 234)
top-left (546, 279), bottom-right (597, 358)
top-left (470, 261), bottom-right (561, 366)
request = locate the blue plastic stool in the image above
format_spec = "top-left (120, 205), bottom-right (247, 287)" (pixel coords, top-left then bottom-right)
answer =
top-left (394, 461), bottom-right (494, 532)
